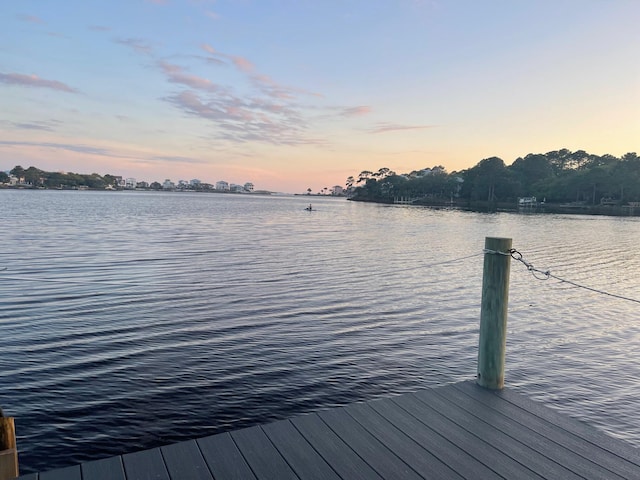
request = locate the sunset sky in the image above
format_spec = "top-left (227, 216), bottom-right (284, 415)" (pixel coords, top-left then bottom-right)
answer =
top-left (1, 1), bottom-right (638, 193)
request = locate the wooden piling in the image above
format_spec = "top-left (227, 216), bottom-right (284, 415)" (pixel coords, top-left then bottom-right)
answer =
top-left (0, 414), bottom-right (18, 480)
top-left (477, 237), bottom-right (512, 390)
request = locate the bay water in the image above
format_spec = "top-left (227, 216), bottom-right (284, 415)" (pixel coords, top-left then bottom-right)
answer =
top-left (1, 190), bottom-right (639, 473)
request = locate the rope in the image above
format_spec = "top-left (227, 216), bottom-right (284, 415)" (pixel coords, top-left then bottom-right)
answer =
top-left (422, 252), bottom-right (484, 268)
top-left (485, 248), bottom-right (640, 305)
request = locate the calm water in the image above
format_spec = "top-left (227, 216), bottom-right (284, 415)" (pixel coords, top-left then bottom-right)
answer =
top-left (1, 190), bottom-right (639, 473)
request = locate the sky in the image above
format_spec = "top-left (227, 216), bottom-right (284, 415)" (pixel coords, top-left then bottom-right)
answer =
top-left (1, 1), bottom-right (638, 193)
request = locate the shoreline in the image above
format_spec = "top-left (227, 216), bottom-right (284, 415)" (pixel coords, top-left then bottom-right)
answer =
top-left (349, 197), bottom-right (640, 217)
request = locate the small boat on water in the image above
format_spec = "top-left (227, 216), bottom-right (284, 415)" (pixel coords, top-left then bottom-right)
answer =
top-left (305, 204), bottom-right (313, 211)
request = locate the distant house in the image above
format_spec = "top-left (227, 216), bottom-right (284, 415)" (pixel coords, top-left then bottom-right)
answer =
top-left (332, 185), bottom-right (344, 196)
top-left (163, 179), bottom-right (175, 190)
top-left (216, 181), bottom-right (229, 191)
top-left (125, 178), bottom-right (136, 189)
top-left (244, 182), bottom-right (254, 192)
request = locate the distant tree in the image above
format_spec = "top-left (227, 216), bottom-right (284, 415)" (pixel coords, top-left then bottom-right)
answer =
top-left (509, 154), bottom-right (554, 196)
top-left (10, 165), bottom-right (25, 180)
top-left (461, 157), bottom-right (517, 203)
top-left (306, 188), bottom-right (312, 195)
top-left (103, 174), bottom-right (118, 188)
top-left (345, 176), bottom-right (355, 189)
top-left (357, 170), bottom-right (373, 183)
top-left (24, 166), bottom-right (44, 186)
top-left (150, 181), bottom-right (162, 190)
top-left (0, 171), bottom-right (9, 183)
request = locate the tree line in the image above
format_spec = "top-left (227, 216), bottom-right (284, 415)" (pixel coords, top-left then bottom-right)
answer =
top-left (1, 165), bottom-right (125, 189)
top-left (347, 149), bottom-right (640, 207)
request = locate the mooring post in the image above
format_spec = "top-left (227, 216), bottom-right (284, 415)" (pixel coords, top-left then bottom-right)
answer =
top-left (477, 237), bottom-right (512, 390)
top-left (0, 411), bottom-right (18, 480)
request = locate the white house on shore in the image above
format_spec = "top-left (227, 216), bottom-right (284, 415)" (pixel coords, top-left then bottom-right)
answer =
top-left (216, 181), bottom-right (229, 191)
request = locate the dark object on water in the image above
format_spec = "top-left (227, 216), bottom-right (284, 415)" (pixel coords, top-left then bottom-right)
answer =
top-left (305, 204), bottom-right (313, 211)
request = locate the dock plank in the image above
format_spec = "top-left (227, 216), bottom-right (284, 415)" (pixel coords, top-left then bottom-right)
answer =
top-left (345, 401), bottom-right (464, 479)
top-left (160, 439), bottom-right (213, 480)
top-left (494, 384), bottom-right (640, 465)
top-left (196, 432), bottom-right (256, 480)
top-left (230, 425), bottom-right (298, 480)
top-left (262, 419), bottom-right (340, 480)
top-left (437, 382), bottom-right (625, 480)
top-left (291, 413), bottom-right (384, 480)
top-left (318, 407), bottom-right (423, 480)
top-left (121, 448), bottom-right (169, 480)
top-left (393, 391), bottom-right (545, 479)
top-left (454, 381), bottom-right (640, 478)
top-left (415, 387), bottom-right (584, 479)
top-left (81, 456), bottom-right (126, 480)
top-left (367, 396), bottom-right (502, 479)
top-left (39, 465), bottom-right (81, 480)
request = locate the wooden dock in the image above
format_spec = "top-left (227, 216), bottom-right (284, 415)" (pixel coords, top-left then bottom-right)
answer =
top-left (14, 381), bottom-right (640, 479)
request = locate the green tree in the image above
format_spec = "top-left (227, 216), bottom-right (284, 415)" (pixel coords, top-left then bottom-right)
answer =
top-left (24, 166), bottom-right (44, 186)
top-left (461, 157), bottom-right (516, 203)
top-left (509, 154), bottom-right (554, 196)
top-left (10, 165), bottom-right (25, 180)
top-left (0, 171), bottom-right (9, 183)
top-left (345, 176), bottom-right (355, 189)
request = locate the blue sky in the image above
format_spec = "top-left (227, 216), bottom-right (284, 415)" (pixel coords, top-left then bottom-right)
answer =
top-left (1, 0), bottom-right (638, 192)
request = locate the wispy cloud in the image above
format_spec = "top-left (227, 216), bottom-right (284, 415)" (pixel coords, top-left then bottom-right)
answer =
top-left (0, 72), bottom-right (78, 93)
top-left (164, 90), bottom-right (322, 145)
top-left (231, 56), bottom-right (254, 73)
top-left (157, 45), bottom-right (350, 146)
top-left (17, 14), bottom-right (44, 24)
top-left (341, 106), bottom-right (372, 117)
top-left (145, 0), bottom-right (169, 4)
top-left (158, 61), bottom-right (220, 92)
top-left (0, 140), bottom-right (114, 157)
top-left (7, 120), bottom-right (61, 132)
top-left (200, 44), bottom-right (254, 73)
top-left (0, 140), bottom-right (208, 166)
top-left (205, 11), bottom-right (220, 20)
top-left (368, 123), bottom-right (435, 134)
top-left (150, 155), bottom-right (209, 165)
top-left (114, 37), bottom-right (154, 55)
top-left (89, 25), bottom-right (111, 32)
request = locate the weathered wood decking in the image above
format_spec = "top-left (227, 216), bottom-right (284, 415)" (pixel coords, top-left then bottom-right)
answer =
top-left (16, 381), bottom-right (640, 479)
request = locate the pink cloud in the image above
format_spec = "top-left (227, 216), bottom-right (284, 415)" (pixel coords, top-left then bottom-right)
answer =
top-left (342, 106), bottom-right (372, 117)
top-left (0, 72), bottom-right (77, 93)
top-left (114, 38), bottom-right (154, 55)
top-left (231, 56), bottom-right (254, 73)
top-left (18, 14), bottom-right (44, 24)
top-left (158, 61), bottom-right (219, 92)
top-left (369, 123), bottom-right (435, 134)
top-left (201, 43), bottom-right (216, 55)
